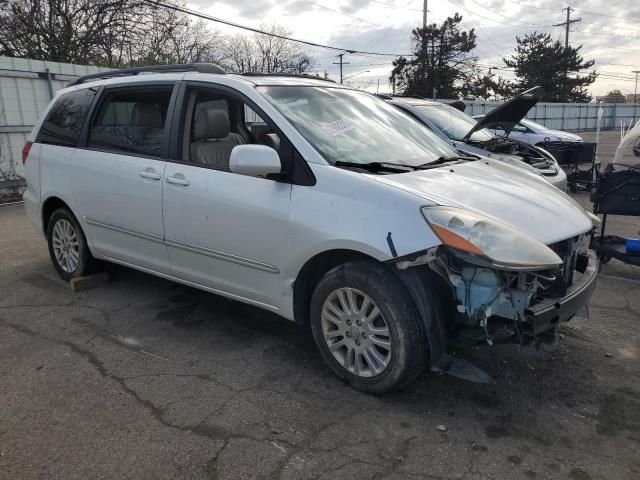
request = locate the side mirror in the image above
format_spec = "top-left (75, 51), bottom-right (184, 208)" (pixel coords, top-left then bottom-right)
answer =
top-left (229, 144), bottom-right (282, 178)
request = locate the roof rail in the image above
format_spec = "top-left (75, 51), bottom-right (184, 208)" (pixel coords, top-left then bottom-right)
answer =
top-left (67, 63), bottom-right (226, 87)
top-left (241, 72), bottom-right (336, 83)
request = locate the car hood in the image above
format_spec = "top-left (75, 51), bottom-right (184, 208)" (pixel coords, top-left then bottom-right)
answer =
top-left (370, 159), bottom-right (592, 245)
top-left (464, 86), bottom-right (543, 141)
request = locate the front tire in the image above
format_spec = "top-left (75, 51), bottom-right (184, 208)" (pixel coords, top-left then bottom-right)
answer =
top-left (310, 260), bottom-right (427, 393)
top-left (46, 208), bottom-right (97, 281)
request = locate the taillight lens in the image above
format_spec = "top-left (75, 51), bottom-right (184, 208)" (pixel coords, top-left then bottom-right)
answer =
top-left (22, 141), bottom-right (33, 164)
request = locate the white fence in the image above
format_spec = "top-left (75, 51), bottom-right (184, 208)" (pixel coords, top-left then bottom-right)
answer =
top-left (3, 54), bottom-right (640, 188)
top-left (440, 99), bottom-right (640, 132)
top-left (0, 56), bottom-right (111, 187)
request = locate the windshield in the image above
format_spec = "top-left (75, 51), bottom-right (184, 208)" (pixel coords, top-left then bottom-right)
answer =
top-left (414, 104), bottom-right (494, 142)
top-left (258, 86), bottom-right (458, 166)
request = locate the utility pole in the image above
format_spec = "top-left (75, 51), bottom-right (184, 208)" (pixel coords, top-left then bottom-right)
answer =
top-left (421, 0), bottom-right (429, 93)
top-left (553, 6), bottom-right (581, 48)
top-left (633, 70), bottom-right (640, 103)
top-left (423, 0), bottom-right (427, 28)
top-left (333, 53), bottom-right (349, 84)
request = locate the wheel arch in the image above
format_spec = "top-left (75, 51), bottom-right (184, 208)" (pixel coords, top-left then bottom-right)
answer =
top-left (292, 249), bottom-right (378, 325)
top-left (41, 195), bottom-right (75, 234)
top-left (294, 248), bottom-right (455, 371)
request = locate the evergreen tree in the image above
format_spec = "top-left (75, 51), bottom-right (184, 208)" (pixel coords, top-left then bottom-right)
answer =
top-left (503, 32), bottom-right (596, 102)
top-left (390, 14), bottom-right (478, 99)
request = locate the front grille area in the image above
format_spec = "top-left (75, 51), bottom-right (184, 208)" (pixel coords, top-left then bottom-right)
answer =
top-left (545, 236), bottom-right (582, 297)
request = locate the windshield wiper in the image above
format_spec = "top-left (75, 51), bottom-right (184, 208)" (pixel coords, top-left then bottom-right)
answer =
top-left (334, 156), bottom-right (477, 173)
top-left (419, 155), bottom-right (478, 167)
top-left (334, 161), bottom-right (417, 173)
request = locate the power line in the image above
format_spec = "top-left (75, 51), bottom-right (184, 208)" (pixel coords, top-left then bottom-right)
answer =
top-left (598, 61), bottom-right (640, 69)
top-left (444, 0), bottom-right (554, 29)
top-left (581, 21), bottom-right (640, 34)
top-left (369, 0), bottom-right (423, 12)
top-left (572, 8), bottom-right (640, 24)
top-left (465, 0), bottom-right (555, 27)
top-left (573, 29), bottom-right (639, 40)
top-left (511, 1), bottom-right (562, 13)
top-left (140, 0), bottom-right (413, 57)
top-left (299, 0), bottom-right (381, 27)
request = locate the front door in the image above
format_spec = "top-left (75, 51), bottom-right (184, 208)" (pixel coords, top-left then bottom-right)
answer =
top-left (162, 86), bottom-right (291, 309)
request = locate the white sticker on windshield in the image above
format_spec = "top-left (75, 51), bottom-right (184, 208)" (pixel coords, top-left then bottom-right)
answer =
top-left (322, 119), bottom-right (356, 136)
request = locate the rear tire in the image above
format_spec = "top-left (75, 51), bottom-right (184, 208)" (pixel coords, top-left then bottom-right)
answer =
top-left (46, 207), bottom-right (98, 281)
top-left (310, 260), bottom-right (427, 394)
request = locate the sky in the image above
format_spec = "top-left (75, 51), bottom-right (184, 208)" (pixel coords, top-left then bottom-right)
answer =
top-left (186, 0), bottom-right (640, 98)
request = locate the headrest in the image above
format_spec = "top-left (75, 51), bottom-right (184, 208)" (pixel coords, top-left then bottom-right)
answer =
top-left (194, 108), bottom-right (230, 141)
top-left (259, 133), bottom-right (280, 152)
top-left (131, 103), bottom-right (163, 128)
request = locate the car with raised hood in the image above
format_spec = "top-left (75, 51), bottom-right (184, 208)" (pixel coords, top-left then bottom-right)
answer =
top-left (475, 116), bottom-right (584, 147)
top-left (382, 87), bottom-right (568, 191)
top-left (23, 64), bottom-right (598, 393)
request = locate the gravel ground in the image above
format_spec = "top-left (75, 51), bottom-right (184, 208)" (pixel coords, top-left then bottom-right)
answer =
top-left (1, 130), bottom-right (639, 480)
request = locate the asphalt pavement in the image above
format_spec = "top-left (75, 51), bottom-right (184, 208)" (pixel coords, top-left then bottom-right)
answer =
top-left (1, 130), bottom-right (639, 480)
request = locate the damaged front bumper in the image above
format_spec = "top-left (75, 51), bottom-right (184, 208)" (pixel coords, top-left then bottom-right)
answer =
top-left (523, 249), bottom-right (598, 336)
top-left (434, 242), bottom-right (599, 340)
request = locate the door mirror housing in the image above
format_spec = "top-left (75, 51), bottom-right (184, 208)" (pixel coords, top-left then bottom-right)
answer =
top-left (229, 144), bottom-right (282, 178)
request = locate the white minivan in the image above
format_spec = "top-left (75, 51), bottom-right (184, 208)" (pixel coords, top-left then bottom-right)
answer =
top-left (23, 64), bottom-right (599, 393)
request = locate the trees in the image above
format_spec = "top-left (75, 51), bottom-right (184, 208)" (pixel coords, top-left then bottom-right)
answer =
top-left (502, 32), bottom-right (596, 102)
top-left (0, 1), bottom-right (312, 74)
top-left (223, 25), bottom-right (313, 74)
top-left (0, 0), bottom-right (151, 65)
top-left (390, 14), bottom-right (478, 99)
top-left (124, 7), bottom-right (225, 67)
top-left (602, 89), bottom-right (626, 103)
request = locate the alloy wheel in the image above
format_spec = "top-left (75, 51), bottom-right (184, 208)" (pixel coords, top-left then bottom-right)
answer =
top-left (51, 218), bottom-right (80, 273)
top-left (321, 287), bottom-right (392, 377)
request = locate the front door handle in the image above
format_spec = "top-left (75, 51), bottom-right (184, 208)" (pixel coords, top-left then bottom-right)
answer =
top-left (166, 176), bottom-right (190, 186)
top-left (139, 171), bottom-right (161, 180)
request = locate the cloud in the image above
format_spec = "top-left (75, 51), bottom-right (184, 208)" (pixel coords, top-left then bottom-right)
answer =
top-left (184, 0), bottom-right (640, 95)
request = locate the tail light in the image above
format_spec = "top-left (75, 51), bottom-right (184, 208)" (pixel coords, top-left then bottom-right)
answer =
top-left (22, 141), bottom-right (33, 164)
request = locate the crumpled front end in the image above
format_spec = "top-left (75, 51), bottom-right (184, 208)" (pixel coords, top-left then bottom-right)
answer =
top-left (428, 234), bottom-right (598, 343)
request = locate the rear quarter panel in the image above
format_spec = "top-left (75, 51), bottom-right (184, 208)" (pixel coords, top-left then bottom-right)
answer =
top-left (22, 142), bottom-right (42, 233)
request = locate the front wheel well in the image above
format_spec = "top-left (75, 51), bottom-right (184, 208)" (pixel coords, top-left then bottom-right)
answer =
top-left (42, 196), bottom-right (72, 234)
top-left (293, 249), bottom-right (378, 325)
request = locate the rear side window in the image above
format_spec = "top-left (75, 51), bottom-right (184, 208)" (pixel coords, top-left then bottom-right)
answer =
top-left (37, 89), bottom-right (96, 147)
top-left (89, 88), bottom-right (173, 157)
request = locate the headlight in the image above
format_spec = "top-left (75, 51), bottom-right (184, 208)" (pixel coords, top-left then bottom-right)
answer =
top-left (422, 206), bottom-right (563, 270)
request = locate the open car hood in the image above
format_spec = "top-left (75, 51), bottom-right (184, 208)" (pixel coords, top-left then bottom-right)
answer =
top-left (463, 86), bottom-right (544, 141)
top-left (371, 159), bottom-right (592, 245)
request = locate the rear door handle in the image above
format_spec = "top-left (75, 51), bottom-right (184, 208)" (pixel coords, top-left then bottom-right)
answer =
top-left (166, 176), bottom-right (190, 186)
top-left (139, 171), bottom-right (161, 180)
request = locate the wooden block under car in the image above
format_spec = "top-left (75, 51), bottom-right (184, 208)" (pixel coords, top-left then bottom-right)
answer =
top-left (69, 272), bottom-right (110, 292)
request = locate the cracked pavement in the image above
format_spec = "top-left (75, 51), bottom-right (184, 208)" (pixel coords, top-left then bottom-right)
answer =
top-left (2, 183), bottom-right (640, 478)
